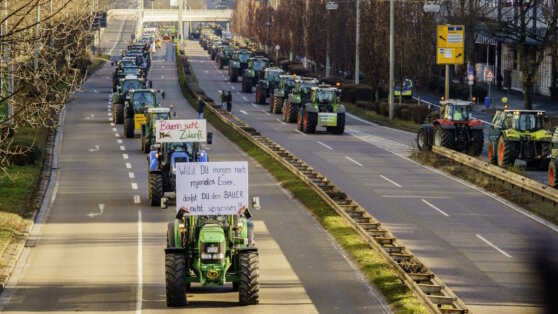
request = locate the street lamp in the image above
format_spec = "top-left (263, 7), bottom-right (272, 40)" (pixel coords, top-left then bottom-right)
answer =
top-left (326, 1), bottom-right (338, 79)
top-left (388, 0), bottom-right (394, 120)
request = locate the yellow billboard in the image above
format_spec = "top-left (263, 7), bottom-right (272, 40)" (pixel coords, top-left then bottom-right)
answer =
top-left (436, 25), bottom-right (464, 64)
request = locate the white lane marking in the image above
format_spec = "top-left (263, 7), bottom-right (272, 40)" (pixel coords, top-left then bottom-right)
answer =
top-left (276, 119), bottom-right (286, 125)
top-left (476, 234), bottom-right (512, 258)
top-left (294, 129), bottom-right (306, 136)
top-left (382, 195), bottom-right (449, 199)
top-left (379, 175), bottom-right (402, 188)
top-left (108, 112), bottom-right (113, 116)
top-left (131, 183), bottom-right (138, 190)
top-left (126, 163), bottom-right (132, 169)
top-left (115, 133), bottom-right (120, 138)
top-left (345, 156), bottom-right (363, 167)
top-left (261, 110), bottom-right (270, 116)
top-left (88, 145), bottom-right (100, 152)
top-left (421, 199), bottom-right (450, 217)
top-left (346, 112), bottom-right (379, 126)
top-left (107, 108), bottom-right (111, 111)
top-left (109, 17), bottom-right (127, 55)
top-left (317, 141), bottom-right (333, 150)
top-left (108, 117), bottom-right (112, 121)
top-left (240, 110), bottom-right (248, 115)
top-left (85, 114), bottom-right (95, 120)
top-left (87, 204), bottom-right (105, 218)
top-left (136, 210), bottom-right (143, 314)
top-left (123, 154), bottom-right (129, 159)
top-left (243, 96), bottom-right (248, 101)
top-left (251, 103), bottom-right (257, 107)
top-left (134, 195), bottom-right (141, 204)
top-left (204, 70), bottom-right (208, 73)
top-left (161, 75), bottom-right (165, 79)
top-left (110, 123), bottom-right (115, 126)
top-left (227, 82), bottom-right (231, 85)
top-left (231, 86), bottom-right (235, 90)
top-left (112, 127), bottom-right (117, 132)
top-left (129, 172), bottom-right (135, 179)
top-left (117, 139), bottom-right (123, 144)
top-left (120, 146), bottom-right (126, 151)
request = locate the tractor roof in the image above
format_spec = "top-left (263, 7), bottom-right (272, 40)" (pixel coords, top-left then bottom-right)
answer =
top-left (502, 109), bottom-right (546, 114)
top-left (148, 107), bottom-right (170, 113)
top-left (439, 100), bottom-right (472, 106)
top-left (280, 74), bottom-right (296, 80)
top-left (312, 85), bottom-right (338, 92)
top-left (130, 88), bottom-right (157, 94)
top-left (266, 67), bottom-right (283, 72)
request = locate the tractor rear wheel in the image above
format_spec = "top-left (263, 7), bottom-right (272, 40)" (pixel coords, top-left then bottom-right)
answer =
top-left (165, 253), bottom-right (187, 307)
top-left (272, 96), bottom-right (282, 114)
top-left (497, 135), bottom-right (516, 167)
top-left (282, 102), bottom-right (288, 121)
top-left (549, 159), bottom-right (557, 188)
top-left (143, 137), bottom-right (151, 154)
top-left (488, 141), bottom-right (497, 164)
top-left (332, 112), bottom-right (345, 134)
top-left (124, 117), bottom-right (134, 138)
top-left (297, 110), bottom-right (304, 131)
top-left (238, 251), bottom-right (259, 305)
top-left (230, 68), bottom-right (238, 82)
top-left (433, 126), bottom-right (454, 149)
top-left (288, 102), bottom-right (298, 123)
top-left (417, 127), bottom-right (430, 151)
top-left (467, 130), bottom-right (484, 157)
top-left (114, 103), bottom-right (124, 124)
top-left (302, 108), bottom-right (317, 134)
top-left (149, 172), bottom-right (163, 206)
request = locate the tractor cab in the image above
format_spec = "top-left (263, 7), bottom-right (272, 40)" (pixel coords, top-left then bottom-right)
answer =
top-left (255, 67), bottom-right (283, 104)
top-left (124, 89), bottom-right (164, 138)
top-left (123, 66), bottom-right (142, 77)
top-left (294, 77), bottom-right (319, 103)
top-left (311, 85), bottom-right (340, 110)
top-left (492, 110), bottom-right (547, 133)
top-left (141, 107), bottom-right (174, 153)
top-left (439, 100), bottom-right (473, 122)
top-left (267, 74), bottom-right (297, 112)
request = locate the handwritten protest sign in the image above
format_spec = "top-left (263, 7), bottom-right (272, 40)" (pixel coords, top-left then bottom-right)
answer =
top-left (176, 162), bottom-right (249, 215)
top-left (155, 119), bottom-right (207, 143)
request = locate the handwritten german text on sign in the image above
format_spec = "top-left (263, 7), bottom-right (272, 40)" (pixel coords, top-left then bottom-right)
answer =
top-left (155, 119), bottom-right (207, 143)
top-left (176, 162), bottom-right (249, 215)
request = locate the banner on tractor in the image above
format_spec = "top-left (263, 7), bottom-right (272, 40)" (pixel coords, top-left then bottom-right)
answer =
top-left (176, 161), bottom-right (249, 216)
top-left (155, 119), bottom-right (207, 143)
top-left (318, 113), bottom-right (337, 127)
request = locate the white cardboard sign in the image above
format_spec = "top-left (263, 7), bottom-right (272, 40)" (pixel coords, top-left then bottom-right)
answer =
top-left (176, 162), bottom-right (249, 216)
top-left (155, 119), bottom-right (207, 143)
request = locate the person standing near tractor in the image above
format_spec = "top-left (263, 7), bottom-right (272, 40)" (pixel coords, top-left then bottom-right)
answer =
top-left (196, 96), bottom-right (205, 119)
top-left (226, 91), bottom-right (232, 112)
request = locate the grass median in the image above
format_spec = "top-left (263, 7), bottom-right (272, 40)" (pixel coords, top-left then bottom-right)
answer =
top-left (176, 46), bottom-right (428, 313)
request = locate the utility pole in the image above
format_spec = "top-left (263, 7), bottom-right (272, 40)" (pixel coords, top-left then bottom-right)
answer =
top-left (354, 0), bottom-right (360, 84)
top-left (326, 1), bottom-right (338, 79)
top-left (178, 0), bottom-right (183, 47)
top-left (388, 0), bottom-right (394, 120)
top-left (35, 1), bottom-right (40, 71)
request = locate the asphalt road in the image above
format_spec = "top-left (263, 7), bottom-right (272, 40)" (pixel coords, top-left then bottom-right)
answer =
top-left (0, 17), bottom-right (390, 314)
top-left (185, 39), bottom-right (558, 314)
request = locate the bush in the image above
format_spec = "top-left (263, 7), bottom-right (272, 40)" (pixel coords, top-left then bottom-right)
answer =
top-left (355, 100), bottom-right (373, 110)
top-left (341, 84), bottom-right (373, 103)
top-left (409, 105), bottom-right (431, 124)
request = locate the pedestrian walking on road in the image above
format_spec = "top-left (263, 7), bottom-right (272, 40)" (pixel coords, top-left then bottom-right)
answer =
top-left (219, 90), bottom-right (226, 110)
top-left (226, 91), bottom-right (232, 112)
top-left (196, 96), bottom-right (205, 119)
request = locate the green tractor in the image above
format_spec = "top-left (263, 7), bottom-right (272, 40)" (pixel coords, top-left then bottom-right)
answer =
top-left (297, 85), bottom-right (345, 134)
top-left (269, 74), bottom-right (297, 113)
top-left (283, 77), bottom-right (318, 123)
top-left (165, 196), bottom-right (260, 306)
top-left (216, 45), bottom-right (234, 70)
top-left (548, 127), bottom-right (558, 188)
top-left (487, 109), bottom-right (552, 168)
top-left (228, 50), bottom-right (251, 82)
top-left (113, 75), bottom-right (150, 124)
top-left (254, 67), bottom-right (283, 105)
top-left (123, 89), bottom-right (165, 138)
top-left (241, 57), bottom-right (269, 93)
top-left (140, 106), bottom-right (175, 153)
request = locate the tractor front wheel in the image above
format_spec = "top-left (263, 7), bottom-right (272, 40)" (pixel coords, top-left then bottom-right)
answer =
top-left (497, 135), bottom-right (516, 167)
top-left (297, 110), bottom-right (304, 131)
top-left (433, 126), bottom-right (454, 149)
top-left (302, 108), bottom-right (317, 134)
top-left (114, 103), bottom-right (124, 124)
top-left (143, 137), bottom-right (151, 154)
top-left (230, 68), bottom-right (238, 82)
top-left (467, 130), bottom-right (484, 157)
top-left (272, 96), bottom-right (282, 114)
top-left (488, 141), bottom-right (497, 164)
top-left (548, 159), bottom-right (557, 188)
top-left (332, 112), bottom-right (345, 135)
top-left (165, 253), bottom-right (187, 307)
top-left (238, 251), bottom-right (260, 305)
top-left (288, 102), bottom-right (298, 123)
top-left (123, 117), bottom-right (134, 138)
top-left (417, 127), bottom-right (430, 151)
top-left (149, 172), bottom-right (163, 206)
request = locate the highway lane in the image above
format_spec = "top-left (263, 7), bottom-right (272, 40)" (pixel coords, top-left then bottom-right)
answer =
top-left (0, 18), bottom-right (390, 313)
top-left (186, 39), bottom-right (558, 314)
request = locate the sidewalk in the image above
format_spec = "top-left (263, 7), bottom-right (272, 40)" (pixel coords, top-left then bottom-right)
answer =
top-left (484, 84), bottom-right (558, 115)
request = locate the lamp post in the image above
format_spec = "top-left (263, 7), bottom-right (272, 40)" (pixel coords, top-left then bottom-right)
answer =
top-left (265, 21), bottom-right (271, 54)
top-left (326, 1), bottom-right (338, 79)
top-left (388, 0), bottom-right (394, 120)
top-left (355, 0), bottom-right (360, 84)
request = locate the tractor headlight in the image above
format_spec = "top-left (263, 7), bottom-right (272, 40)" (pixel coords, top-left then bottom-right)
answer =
top-left (201, 253), bottom-right (213, 260)
top-left (206, 246), bottom-right (219, 253)
top-left (213, 253), bottom-right (224, 259)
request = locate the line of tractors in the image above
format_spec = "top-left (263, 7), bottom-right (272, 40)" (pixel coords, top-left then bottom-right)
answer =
top-left (200, 28), bottom-right (346, 135)
top-left (111, 30), bottom-right (260, 307)
top-left (200, 27), bottom-right (558, 189)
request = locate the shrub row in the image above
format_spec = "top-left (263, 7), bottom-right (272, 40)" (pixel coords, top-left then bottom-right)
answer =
top-left (355, 101), bottom-right (432, 124)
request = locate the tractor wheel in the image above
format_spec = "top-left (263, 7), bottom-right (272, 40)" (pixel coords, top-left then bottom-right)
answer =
top-left (256, 87), bottom-right (263, 105)
top-left (114, 103), bottom-right (124, 124)
top-left (272, 97), bottom-right (282, 114)
top-left (149, 172), bottom-right (163, 206)
top-left (245, 79), bottom-right (253, 93)
top-left (282, 102), bottom-right (289, 122)
top-left (233, 281), bottom-right (239, 292)
top-left (433, 126), bottom-right (454, 149)
top-left (165, 253), bottom-right (187, 307)
top-left (548, 159), bottom-right (557, 188)
top-left (219, 59), bottom-right (224, 70)
top-left (230, 68), bottom-right (238, 82)
top-left (497, 135), bottom-right (516, 167)
top-left (238, 251), bottom-right (259, 305)
top-left (167, 222), bottom-right (176, 248)
top-left (332, 112), bottom-right (345, 134)
top-left (467, 130), bottom-right (484, 157)
top-left (123, 117), bottom-right (134, 138)
top-left (488, 141), bottom-right (497, 164)
top-left (417, 127), bottom-right (430, 151)
top-left (211, 52), bottom-right (216, 60)
top-left (302, 108), bottom-right (317, 134)
top-left (288, 103), bottom-right (298, 123)
top-left (297, 110), bottom-right (304, 131)
top-left (143, 137), bottom-right (151, 154)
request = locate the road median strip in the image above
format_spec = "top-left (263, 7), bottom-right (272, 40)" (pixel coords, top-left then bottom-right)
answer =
top-left (176, 45), bottom-right (468, 314)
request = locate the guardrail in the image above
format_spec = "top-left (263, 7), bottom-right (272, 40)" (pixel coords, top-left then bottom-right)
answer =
top-left (432, 146), bottom-right (558, 204)
top-left (177, 48), bottom-right (469, 314)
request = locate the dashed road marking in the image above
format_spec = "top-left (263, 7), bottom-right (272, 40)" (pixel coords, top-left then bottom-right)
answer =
top-left (129, 172), bottom-right (135, 179)
top-left (294, 129), bottom-right (306, 136)
top-left (243, 96), bottom-right (248, 101)
top-left (123, 154), bottom-right (129, 159)
top-left (110, 123), bottom-right (115, 126)
top-left (317, 141), bottom-right (333, 150)
top-left (240, 110), bottom-right (248, 115)
top-left (421, 199), bottom-right (450, 217)
top-left (131, 182), bottom-right (138, 190)
top-left (115, 133), bottom-right (120, 138)
top-left (476, 234), bottom-right (512, 258)
top-left (120, 146), bottom-right (126, 151)
top-left (261, 110), bottom-right (270, 116)
top-left (379, 175), bottom-right (402, 188)
top-left (117, 139), bottom-right (123, 144)
top-left (251, 103), bottom-right (257, 107)
top-left (134, 195), bottom-right (141, 204)
top-left (345, 156), bottom-right (363, 167)
top-left (112, 128), bottom-right (117, 132)
top-left (276, 119), bottom-right (286, 125)
top-left (126, 163), bottom-right (132, 169)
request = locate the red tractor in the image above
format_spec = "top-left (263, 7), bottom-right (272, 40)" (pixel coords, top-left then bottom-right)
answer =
top-left (417, 100), bottom-right (484, 156)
